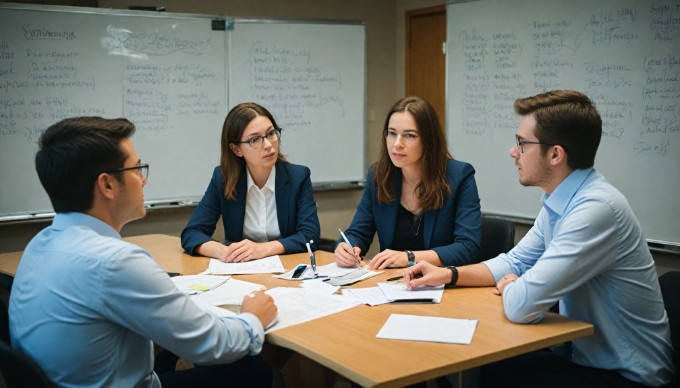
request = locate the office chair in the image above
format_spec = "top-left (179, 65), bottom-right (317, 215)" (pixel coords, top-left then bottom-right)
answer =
top-left (659, 271), bottom-right (680, 386)
top-left (479, 216), bottom-right (515, 261)
top-left (0, 273), bottom-right (53, 388)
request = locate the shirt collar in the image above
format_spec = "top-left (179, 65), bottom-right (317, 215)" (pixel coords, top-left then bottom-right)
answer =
top-left (541, 168), bottom-right (594, 217)
top-left (51, 212), bottom-right (121, 239)
top-left (246, 165), bottom-right (276, 193)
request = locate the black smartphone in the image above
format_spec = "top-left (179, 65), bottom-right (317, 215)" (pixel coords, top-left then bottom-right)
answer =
top-left (291, 264), bottom-right (307, 279)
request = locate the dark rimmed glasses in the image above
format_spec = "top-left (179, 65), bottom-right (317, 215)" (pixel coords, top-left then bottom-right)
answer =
top-left (237, 128), bottom-right (282, 149)
top-left (103, 164), bottom-right (149, 179)
top-left (515, 135), bottom-right (552, 153)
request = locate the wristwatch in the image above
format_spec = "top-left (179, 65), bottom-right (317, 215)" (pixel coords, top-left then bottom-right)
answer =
top-left (445, 266), bottom-right (459, 288)
top-left (406, 250), bottom-right (415, 267)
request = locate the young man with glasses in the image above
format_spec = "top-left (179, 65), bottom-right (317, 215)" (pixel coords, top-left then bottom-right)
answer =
top-left (9, 116), bottom-right (278, 387)
top-left (404, 90), bottom-right (674, 387)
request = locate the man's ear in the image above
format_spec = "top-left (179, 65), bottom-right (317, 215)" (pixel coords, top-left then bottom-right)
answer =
top-left (549, 145), bottom-right (567, 166)
top-left (95, 173), bottom-right (116, 200)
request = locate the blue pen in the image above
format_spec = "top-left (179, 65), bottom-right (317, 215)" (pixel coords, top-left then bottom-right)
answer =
top-left (339, 229), bottom-right (361, 268)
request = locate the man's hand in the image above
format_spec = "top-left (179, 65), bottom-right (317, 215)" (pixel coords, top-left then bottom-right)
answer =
top-left (494, 273), bottom-right (519, 295)
top-left (403, 261), bottom-right (452, 290)
top-left (240, 291), bottom-right (277, 327)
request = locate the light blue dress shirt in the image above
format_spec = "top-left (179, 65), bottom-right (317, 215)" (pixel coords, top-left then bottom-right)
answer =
top-left (484, 168), bottom-right (674, 386)
top-left (9, 213), bottom-right (264, 388)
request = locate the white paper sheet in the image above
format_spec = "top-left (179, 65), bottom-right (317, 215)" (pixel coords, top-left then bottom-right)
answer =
top-left (300, 278), bottom-right (341, 294)
top-left (342, 287), bottom-right (391, 306)
top-left (264, 287), bottom-right (361, 333)
top-left (171, 274), bottom-right (229, 295)
top-left (207, 255), bottom-right (285, 274)
top-left (190, 278), bottom-right (265, 306)
top-left (377, 282), bottom-right (444, 303)
top-left (376, 314), bottom-right (478, 344)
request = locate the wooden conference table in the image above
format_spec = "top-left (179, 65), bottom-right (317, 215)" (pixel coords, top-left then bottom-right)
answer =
top-left (0, 234), bottom-right (594, 387)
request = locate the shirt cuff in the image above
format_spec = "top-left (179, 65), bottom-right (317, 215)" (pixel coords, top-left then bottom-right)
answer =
top-left (483, 255), bottom-right (513, 283)
top-left (235, 312), bottom-right (265, 355)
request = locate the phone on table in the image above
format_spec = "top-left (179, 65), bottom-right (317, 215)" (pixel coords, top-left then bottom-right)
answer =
top-left (291, 264), bottom-right (308, 279)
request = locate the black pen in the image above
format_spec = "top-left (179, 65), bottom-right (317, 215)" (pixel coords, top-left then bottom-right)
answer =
top-left (385, 275), bottom-right (403, 282)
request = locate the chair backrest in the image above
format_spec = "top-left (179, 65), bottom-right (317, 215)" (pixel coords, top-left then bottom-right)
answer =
top-left (659, 271), bottom-right (680, 383)
top-left (0, 273), bottom-right (53, 388)
top-left (0, 341), bottom-right (53, 388)
top-left (479, 216), bottom-right (515, 261)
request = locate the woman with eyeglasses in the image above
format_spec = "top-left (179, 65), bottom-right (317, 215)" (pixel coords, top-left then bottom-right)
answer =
top-left (182, 102), bottom-right (320, 262)
top-left (335, 96), bottom-right (482, 269)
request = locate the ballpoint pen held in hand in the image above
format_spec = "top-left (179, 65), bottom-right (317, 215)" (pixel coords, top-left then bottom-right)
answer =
top-left (339, 229), bottom-right (361, 268)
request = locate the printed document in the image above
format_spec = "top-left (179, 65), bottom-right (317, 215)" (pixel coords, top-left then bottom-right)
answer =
top-left (377, 282), bottom-right (444, 303)
top-left (264, 287), bottom-right (361, 333)
top-left (207, 255), bottom-right (285, 274)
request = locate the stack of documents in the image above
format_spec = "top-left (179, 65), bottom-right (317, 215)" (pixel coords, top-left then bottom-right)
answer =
top-left (344, 282), bottom-right (444, 306)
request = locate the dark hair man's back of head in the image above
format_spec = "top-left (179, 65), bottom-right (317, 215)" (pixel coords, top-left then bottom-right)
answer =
top-left (35, 117), bottom-right (136, 213)
top-left (514, 90), bottom-right (602, 170)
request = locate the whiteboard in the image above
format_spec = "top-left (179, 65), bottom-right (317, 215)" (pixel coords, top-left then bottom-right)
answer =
top-left (0, 4), bottom-right (226, 219)
top-left (446, 0), bottom-right (680, 246)
top-left (0, 5), bottom-right (367, 221)
top-left (227, 19), bottom-right (366, 185)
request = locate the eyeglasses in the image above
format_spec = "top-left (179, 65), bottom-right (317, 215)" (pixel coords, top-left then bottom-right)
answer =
top-left (103, 164), bottom-right (149, 179)
top-left (237, 128), bottom-right (282, 149)
top-left (384, 129), bottom-right (419, 143)
top-left (515, 135), bottom-right (551, 153)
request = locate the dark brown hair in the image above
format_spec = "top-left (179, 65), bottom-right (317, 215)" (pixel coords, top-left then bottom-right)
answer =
top-left (374, 96), bottom-right (451, 210)
top-left (36, 117), bottom-right (135, 212)
top-left (514, 90), bottom-right (602, 169)
top-left (220, 102), bottom-right (287, 200)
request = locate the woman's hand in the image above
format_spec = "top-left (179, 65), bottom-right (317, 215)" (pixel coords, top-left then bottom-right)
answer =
top-left (368, 249), bottom-right (408, 270)
top-left (219, 240), bottom-right (266, 262)
top-left (334, 242), bottom-right (362, 267)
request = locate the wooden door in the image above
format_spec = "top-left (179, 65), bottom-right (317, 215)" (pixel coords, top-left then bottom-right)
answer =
top-left (406, 5), bottom-right (447, 132)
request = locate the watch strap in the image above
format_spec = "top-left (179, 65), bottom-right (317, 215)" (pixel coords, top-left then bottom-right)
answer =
top-left (406, 250), bottom-right (415, 267)
top-left (445, 266), bottom-right (459, 288)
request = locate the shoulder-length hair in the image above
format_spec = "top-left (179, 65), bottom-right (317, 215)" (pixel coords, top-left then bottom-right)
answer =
top-left (220, 102), bottom-right (287, 200)
top-left (373, 96), bottom-right (451, 210)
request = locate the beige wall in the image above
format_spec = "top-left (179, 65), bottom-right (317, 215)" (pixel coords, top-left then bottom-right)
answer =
top-left (1, 0), bottom-right (678, 272)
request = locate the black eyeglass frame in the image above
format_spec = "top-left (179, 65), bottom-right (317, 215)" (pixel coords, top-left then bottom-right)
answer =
top-left (236, 128), bottom-right (282, 149)
top-left (103, 164), bottom-right (149, 179)
top-left (515, 135), bottom-right (553, 154)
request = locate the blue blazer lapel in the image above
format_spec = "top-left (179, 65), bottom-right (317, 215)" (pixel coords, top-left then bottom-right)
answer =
top-left (275, 163), bottom-right (290, 235)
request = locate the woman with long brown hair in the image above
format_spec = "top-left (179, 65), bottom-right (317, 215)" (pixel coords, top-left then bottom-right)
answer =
top-left (335, 96), bottom-right (481, 269)
top-left (182, 102), bottom-right (320, 262)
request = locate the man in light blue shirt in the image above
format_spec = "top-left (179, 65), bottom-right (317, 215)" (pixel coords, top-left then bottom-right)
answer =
top-left (9, 117), bottom-right (278, 387)
top-left (405, 90), bottom-right (674, 387)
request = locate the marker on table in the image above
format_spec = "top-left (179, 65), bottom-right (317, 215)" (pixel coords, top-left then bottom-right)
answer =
top-left (339, 229), bottom-right (361, 268)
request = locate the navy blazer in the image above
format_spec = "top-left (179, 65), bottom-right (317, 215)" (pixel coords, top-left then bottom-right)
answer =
top-left (181, 162), bottom-right (321, 255)
top-left (338, 159), bottom-right (482, 266)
